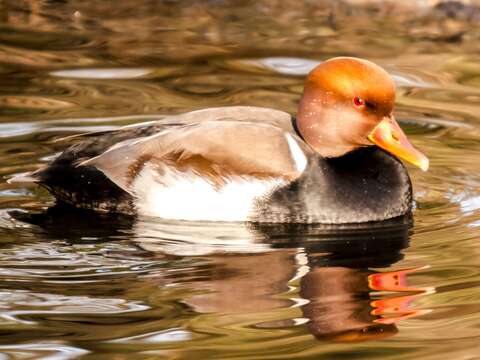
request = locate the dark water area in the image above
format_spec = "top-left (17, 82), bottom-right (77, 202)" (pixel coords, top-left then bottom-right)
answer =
top-left (1, 0), bottom-right (480, 359)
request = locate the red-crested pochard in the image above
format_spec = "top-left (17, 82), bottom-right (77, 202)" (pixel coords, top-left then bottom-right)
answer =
top-left (10, 57), bottom-right (428, 223)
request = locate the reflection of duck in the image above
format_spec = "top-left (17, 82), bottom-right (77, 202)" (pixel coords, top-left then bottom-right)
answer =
top-left (202, 217), bottom-right (432, 343)
top-left (10, 57), bottom-right (428, 223)
top-left (135, 215), bottom-right (431, 343)
top-left (9, 208), bottom-right (432, 343)
top-left (177, 217), bottom-right (410, 316)
top-left (278, 220), bottom-right (433, 342)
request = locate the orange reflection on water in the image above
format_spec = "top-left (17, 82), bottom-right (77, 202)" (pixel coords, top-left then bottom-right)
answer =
top-left (369, 266), bottom-right (434, 325)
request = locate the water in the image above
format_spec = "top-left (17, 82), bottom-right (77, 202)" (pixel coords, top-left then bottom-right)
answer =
top-left (1, 1), bottom-right (480, 359)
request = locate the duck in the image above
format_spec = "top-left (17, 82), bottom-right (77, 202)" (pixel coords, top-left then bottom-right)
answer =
top-left (9, 57), bottom-right (429, 224)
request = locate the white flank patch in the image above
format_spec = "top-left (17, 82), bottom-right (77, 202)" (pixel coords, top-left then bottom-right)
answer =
top-left (131, 164), bottom-right (286, 221)
top-left (285, 133), bottom-right (307, 172)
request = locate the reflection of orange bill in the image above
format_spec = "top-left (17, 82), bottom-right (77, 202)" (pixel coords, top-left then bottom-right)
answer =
top-left (368, 116), bottom-right (429, 171)
top-left (373, 309), bottom-right (432, 325)
top-left (368, 266), bottom-right (434, 324)
top-left (371, 293), bottom-right (433, 324)
top-left (368, 265), bottom-right (432, 292)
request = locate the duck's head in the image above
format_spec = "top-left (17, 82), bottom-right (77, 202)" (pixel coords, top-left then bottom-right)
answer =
top-left (296, 57), bottom-right (429, 171)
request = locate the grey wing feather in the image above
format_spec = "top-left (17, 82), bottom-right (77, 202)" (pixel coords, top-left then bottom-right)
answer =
top-left (81, 119), bottom-right (310, 194)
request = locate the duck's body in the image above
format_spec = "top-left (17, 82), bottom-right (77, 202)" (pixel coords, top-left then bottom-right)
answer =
top-left (10, 58), bottom-right (427, 224)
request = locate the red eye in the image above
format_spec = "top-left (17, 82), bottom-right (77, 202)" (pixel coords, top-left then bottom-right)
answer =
top-left (353, 97), bottom-right (365, 108)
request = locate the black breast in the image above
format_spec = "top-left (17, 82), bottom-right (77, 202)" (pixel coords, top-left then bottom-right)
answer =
top-left (254, 147), bottom-right (413, 223)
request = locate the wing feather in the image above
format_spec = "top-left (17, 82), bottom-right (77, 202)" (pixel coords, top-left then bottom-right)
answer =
top-left (82, 120), bottom-right (311, 194)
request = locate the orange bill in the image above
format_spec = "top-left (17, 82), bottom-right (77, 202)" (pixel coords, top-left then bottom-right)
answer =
top-left (368, 116), bottom-right (429, 171)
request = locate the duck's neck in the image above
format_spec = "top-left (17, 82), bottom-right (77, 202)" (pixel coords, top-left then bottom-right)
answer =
top-left (296, 89), bottom-right (357, 158)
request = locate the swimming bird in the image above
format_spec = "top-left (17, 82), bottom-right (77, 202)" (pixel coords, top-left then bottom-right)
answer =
top-left (9, 57), bottom-right (428, 223)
